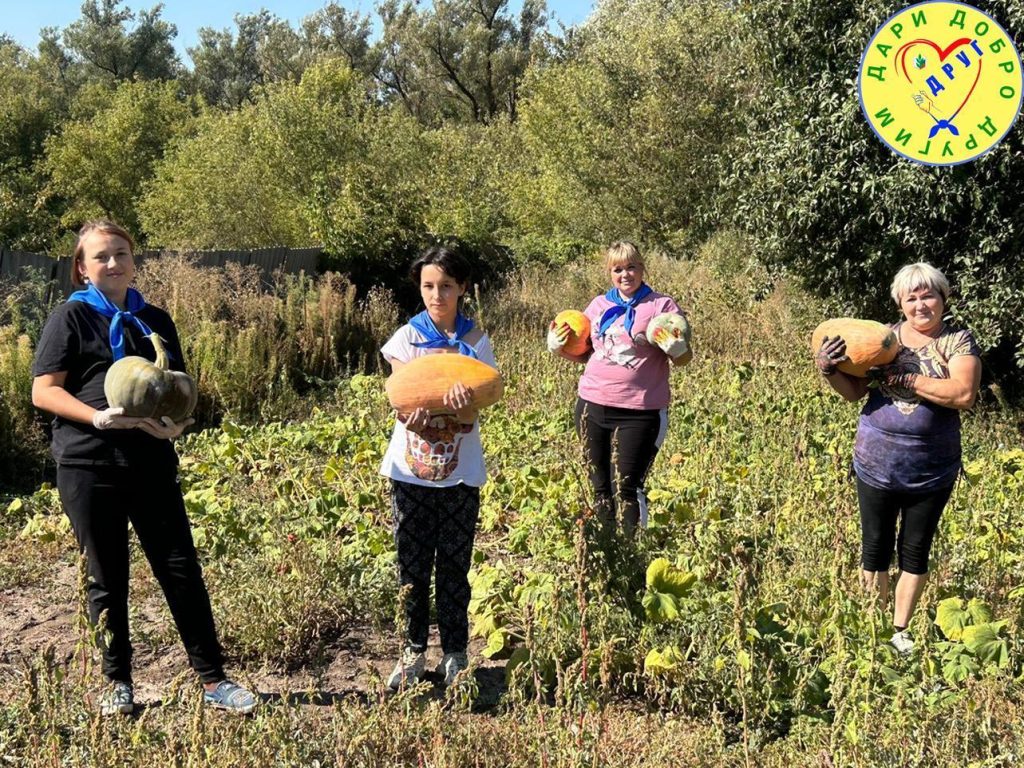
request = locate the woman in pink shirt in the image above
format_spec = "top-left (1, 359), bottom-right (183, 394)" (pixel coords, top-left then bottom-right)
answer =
top-left (548, 241), bottom-right (692, 537)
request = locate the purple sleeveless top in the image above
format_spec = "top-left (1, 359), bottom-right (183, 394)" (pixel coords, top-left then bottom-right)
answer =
top-left (853, 323), bottom-right (980, 492)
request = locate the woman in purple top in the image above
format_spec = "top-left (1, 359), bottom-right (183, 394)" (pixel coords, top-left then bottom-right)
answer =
top-left (548, 241), bottom-right (692, 538)
top-left (816, 262), bottom-right (981, 655)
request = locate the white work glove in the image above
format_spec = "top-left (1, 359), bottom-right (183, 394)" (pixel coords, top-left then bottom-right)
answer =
top-left (546, 321), bottom-right (570, 353)
top-left (91, 407), bottom-right (139, 430)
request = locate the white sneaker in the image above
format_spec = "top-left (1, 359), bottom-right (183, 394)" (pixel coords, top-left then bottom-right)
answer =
top-left (890, 630), bottom-right (914, 656)
top-left (435, 652), bottom-right (469, 687)
top-left (387, 648), bottom-right (425, 690)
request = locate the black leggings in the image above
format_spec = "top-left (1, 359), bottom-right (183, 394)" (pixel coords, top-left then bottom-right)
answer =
top-left (574, 398), bottom-right (664, 537)
top-left (857, 476), bottom-right (955, 575)
top-left (391, 480), bottom-right (480, 654)
top-left (57, 464), bottom-right (225, 684)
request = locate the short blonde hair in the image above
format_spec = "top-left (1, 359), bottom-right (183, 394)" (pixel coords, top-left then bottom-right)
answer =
top-left (890, 262), bottom-right (949, 306)
top-left (604, 240), bottom-right (644, 270)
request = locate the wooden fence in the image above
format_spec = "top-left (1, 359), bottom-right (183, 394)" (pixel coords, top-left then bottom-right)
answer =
top-left (0, 245), bottom-right (323, 301)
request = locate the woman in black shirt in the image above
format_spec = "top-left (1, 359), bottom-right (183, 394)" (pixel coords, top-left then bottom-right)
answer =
top-left (31, 220), bottom-right (256, 716)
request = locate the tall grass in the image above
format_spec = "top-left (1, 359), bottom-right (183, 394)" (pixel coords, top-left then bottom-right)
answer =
top-left (136, 255), bottom-right (400, 422)
top-left (0, 258), bottom-right (401, 487)
top-left (0, 270), bottom-right (59, 490)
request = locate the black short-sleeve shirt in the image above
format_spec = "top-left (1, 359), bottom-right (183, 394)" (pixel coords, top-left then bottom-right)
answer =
top-left (32, 301), bottom-right (186, 468)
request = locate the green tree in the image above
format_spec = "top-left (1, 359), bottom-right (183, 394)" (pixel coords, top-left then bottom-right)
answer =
top-left (187, 11), bottom-right (304, 109)
top-left (301, 3), bottom-right (375, 75)
top-left (137, 107), bottom-right (310, 249)
top-left (508, 0), bottom-right (757, 262)
top-left (422, 121), bottom-right (517, 249)
top-left (141, 60), bottom-right (431, 281)
top-left (725, 0), bottom-right (1024, 373)
top-left (43, 79), bottom-right (195, 239)
top-left (60, 0), bottom-right (180, 82)
top-left (373, 0), bottom-right (548, 123)
top-left (0, 40), bottom-right (70, 250)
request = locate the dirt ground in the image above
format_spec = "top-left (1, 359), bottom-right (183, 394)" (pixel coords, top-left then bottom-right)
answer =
top-left (0, 559), bottom-right (509, 713)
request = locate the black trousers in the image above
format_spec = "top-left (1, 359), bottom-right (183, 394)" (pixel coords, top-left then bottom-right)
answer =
top-left (574, 398), bottom-right (664, 537)
top-left (390, 480), bottom-right (480, 655)
top-left (57, 464), bottom-right (225, 684)
top-left (857, 476), bottom-right (955, 575)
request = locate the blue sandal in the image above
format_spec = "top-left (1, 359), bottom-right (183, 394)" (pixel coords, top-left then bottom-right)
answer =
top-left (203, 680), bottom-right (257, 714)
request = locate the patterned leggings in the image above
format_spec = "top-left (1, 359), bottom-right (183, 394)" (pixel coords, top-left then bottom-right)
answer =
top-left (391, 480), bottom-right (480, 654)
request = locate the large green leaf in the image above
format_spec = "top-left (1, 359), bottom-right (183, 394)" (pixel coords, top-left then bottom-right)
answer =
top-left (645, 558), bottom-right (697, 598)
top-left (505, 646), bottom-right (531, 684)
top-left (942, 657), bottom-right (978, 684)
top-left (642, 590), bottom-right (680, 622)
top-left (482, 629), bottom-right (508, 659)
top-left (966, 598), bottom-right (994, 625)
top-left (643, 645), bottom-right (684, 676)
top-left (935, 597), bottom-right (970, 641)
top-left (962, 622), bottom-right (1009, 668)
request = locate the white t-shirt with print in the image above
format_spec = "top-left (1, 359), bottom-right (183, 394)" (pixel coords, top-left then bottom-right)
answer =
top-left (379, 323), bottom-right (496, 488)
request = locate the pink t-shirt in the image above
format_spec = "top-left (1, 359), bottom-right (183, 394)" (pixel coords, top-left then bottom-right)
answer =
top-left (577, 291), bottom-right (684, 410)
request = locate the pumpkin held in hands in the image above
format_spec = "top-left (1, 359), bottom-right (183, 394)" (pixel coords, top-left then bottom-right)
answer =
top-left (647, 312), bottom-right (691, 354)
top-left (104, 333), bottom-right (198, 422)
top-left (386, 354), bottom-right (503, 413)
top-left (552, 310), bottom-right (592, 356)
top-left (810, 318), bottom-right (899, 378)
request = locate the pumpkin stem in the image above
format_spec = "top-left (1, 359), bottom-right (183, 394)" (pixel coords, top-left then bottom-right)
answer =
top-left (147, 333), bottom-right (170, 370)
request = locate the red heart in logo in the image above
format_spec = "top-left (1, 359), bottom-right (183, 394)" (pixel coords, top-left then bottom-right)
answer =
top-left (898, 37), bottom-right (983, 122)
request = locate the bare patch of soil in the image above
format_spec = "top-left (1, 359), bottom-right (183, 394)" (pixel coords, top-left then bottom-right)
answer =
top-left (0, 561), bottom-right (508, 713)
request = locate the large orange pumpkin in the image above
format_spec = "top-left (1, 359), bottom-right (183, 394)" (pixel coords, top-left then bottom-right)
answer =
top-left (810, 318), bottom-right (899, 377)
top-left (386, 354), bottom-right (503, 413)
top-left (552, 310), bottom-right (592, 356)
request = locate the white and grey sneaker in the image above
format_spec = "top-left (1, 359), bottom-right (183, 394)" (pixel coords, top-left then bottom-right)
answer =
top-left (99, 681), bottom-right (134, 716)
top-left (387, 648), bottom-right (426, 690)
top-left (890, 630), bottom-right (915, 656)
top-left (436, 652), bottom-right (469, 687)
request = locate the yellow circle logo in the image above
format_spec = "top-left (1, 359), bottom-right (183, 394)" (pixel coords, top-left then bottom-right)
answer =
top-left (859, 1), bottom-right (1023, 165)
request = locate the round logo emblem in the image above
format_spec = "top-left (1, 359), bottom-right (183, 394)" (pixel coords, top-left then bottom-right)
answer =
top-left (859, 1), bottom-right (1023, 165)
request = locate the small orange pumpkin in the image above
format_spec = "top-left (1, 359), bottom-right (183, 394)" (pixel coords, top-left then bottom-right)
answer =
top-left (552, 310), bottom-right (592, 356)
top-left (386, 354), bottom-right (503, 413)
top-left (104, 334), bottom-right (198, 422)
top-left (810, 318), bottom-right (899, 377)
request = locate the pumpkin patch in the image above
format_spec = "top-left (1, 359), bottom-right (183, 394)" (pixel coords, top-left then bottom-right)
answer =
top-left (810, 318), bottom-right (899, 377)
top-left (104, 333), bottom-right (198, 422)
top-left (386, 353), bottom-right (503, 413)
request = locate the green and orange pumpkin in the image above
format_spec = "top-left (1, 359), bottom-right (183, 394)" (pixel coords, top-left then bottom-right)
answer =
top-left (104, 333), bottom-right (198, 422)
top-left (647, 312), bottom-right (691, 352)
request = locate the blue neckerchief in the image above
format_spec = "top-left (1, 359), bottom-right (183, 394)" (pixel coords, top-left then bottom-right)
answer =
top-left (409, 310), bottom-right (478, 358)
top-left (67, 284), bottom-right (155, 361)
top-left (598, 283), bottom-right (653, 337)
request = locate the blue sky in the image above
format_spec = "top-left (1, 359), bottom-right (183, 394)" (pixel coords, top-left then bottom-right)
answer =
top-left (2, 0), bottom-right (596, 64)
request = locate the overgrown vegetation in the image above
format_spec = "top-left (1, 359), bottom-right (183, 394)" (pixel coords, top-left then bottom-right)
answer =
top-left (2, 240), bottom-right (1024, 764)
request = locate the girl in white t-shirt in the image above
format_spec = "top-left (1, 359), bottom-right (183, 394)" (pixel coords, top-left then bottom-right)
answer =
top-left (380, 246), bottom-right (496, 690)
